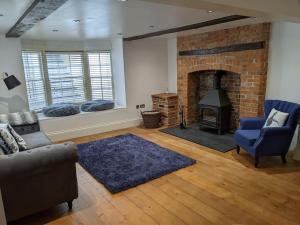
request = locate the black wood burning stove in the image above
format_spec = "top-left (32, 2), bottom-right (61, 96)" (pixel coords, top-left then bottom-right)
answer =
top-left (198, 70), bottom-right (231, 134)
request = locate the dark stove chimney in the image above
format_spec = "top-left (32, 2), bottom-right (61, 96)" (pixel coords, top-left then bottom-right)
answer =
top-left (213, 70), bottom-right (226, 89)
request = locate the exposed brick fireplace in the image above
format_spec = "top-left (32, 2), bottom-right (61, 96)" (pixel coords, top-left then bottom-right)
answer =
top-left (177, 23), bottom-right (270, 129)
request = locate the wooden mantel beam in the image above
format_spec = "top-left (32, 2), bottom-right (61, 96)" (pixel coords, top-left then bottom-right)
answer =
top-left (6, 0), bottom-right (69, 38)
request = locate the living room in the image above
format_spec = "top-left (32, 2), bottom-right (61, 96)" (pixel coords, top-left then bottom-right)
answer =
top-left (0, 0), bottom-right (300, 224)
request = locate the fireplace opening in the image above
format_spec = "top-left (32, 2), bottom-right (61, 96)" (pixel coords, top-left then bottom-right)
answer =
top-left (198, 70), bottom-right (231, 134)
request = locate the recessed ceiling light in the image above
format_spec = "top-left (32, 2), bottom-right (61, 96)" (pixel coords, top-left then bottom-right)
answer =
top-left (149, 25), bottom-right (155, 28)
top-left (207, 10), bottom-right (214, 13)
top-left (73, 19), bottom-right (80, 23)
top-left (52, 29), bottom-right (59, 32)
top-left (118, 0), bottom-right (128, 2)
top-left (117, 33), bottom-right (123, 36)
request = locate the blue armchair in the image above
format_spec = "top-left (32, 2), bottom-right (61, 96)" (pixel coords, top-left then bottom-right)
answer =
top-left (234, 100), bottom-right (300, 167)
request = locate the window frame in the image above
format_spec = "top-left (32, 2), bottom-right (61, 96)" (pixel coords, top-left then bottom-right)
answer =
top-left (21, 49), bottom-right (114, 112)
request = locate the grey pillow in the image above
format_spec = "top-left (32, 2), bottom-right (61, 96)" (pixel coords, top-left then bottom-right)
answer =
top-left (43, 103), bottom-right (80, 117)
top-left (81, 100), bottom-right (114, 112)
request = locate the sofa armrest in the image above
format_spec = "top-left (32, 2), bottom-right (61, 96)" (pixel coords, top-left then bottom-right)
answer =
top-left (240, 117), bottom-right (265, 130)
top-left (0, 142), bottom-right (78, 182)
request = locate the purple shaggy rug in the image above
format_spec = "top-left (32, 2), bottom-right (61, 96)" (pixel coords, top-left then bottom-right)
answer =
top-left (77, 133), bottom-right (196, 193)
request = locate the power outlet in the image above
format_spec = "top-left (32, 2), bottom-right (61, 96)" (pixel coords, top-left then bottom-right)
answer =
top-left (140, 104), bottom-right (145, 108)
top-left (136, 105), bottom-right (140, 109)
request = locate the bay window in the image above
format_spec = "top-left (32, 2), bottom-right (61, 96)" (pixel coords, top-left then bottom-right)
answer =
top-left (22, 50), bottom-right (113, 111)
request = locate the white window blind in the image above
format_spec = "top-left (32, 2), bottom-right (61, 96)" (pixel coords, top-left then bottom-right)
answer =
top-left (88, 52), bottom-right (113, 100)
top-left (46, 52), bottom-right (86, 104)
top-left (22, 50), bottom-right (114, 111)
top-left (22, 51), bottom-right (47, 111)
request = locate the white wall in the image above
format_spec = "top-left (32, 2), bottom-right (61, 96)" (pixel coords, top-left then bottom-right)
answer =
top-left (38, 38), bottom-right (168, 141)
top-left (267, 22), bottom-right (300, 149)
top-left (0, 37), bottom-right (168, 141)
top-left (21, 39), bottom-right (112, 51)
top-left (167, 37), bottom-right (177, 93)
top-left (0, 36), bottom-right (29, 114)
top-left (267, 22), bottom-right (300, 103)
top-left (111, 38), bottom-right (127, 107)
top-left (123, 38), bottom-right (168, 111)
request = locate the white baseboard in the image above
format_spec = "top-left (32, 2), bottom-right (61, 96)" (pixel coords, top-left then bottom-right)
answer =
top-left (46, 118), bottom-right (142, 142)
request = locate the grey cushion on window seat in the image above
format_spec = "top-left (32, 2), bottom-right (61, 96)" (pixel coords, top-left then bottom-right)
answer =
top-left (81, 100), bottom-right (114, 112)
top-left (21, 131), bottom-right (52, 149)
top-left (43, 103), bottom-right (80, 117)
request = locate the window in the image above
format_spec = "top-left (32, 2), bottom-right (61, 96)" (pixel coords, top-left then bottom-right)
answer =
top-left (22, 51), bottom-right (47, 111)
top-left (88, 52), bottom-right (113, 100)
top-left (22, 50), bottom-right (114, 111)
top-left (46, 52), bottom-right (86, 104)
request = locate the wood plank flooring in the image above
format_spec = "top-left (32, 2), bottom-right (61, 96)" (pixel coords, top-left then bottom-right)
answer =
top-left (11, 127), bottom-right (300, 225)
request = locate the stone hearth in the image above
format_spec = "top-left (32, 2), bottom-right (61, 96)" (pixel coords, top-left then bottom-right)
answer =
top-left (177, 23), bottom-right (270, 127)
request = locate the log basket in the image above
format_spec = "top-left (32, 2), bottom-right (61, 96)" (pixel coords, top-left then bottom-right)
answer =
top-left (141, 110), bottom-right (161, 128)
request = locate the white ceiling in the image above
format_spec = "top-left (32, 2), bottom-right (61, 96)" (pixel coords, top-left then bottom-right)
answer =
top-left (0, 0), bottom-right (265, 41)
top-left (0, 0), bottom-right (32, 35)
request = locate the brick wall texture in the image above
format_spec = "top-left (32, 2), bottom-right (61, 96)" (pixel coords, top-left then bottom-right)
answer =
top-left (177, 23), bottom-right (270, 126)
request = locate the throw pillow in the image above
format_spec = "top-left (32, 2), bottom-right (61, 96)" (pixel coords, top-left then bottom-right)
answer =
top-left (6, 124), bottom-right (27, 151)
top-left (0, 111), bottom-right (38, 126)
top-left (0, 124), bottom-right (19, 154)
top-left (264, 108), bottom-right (289, 128)
top-left (8, 112), bottom-right (24, 125)
top-left (0, 114), bottom-right (9, 124)
top-left (23, 111), bottom-right (38, 124)
top-left (0, 138), bottom-right (12, 155)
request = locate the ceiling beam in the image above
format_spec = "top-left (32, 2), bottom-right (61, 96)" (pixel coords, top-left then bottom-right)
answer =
top-left (124, 15), bottom-right (250, 41)
top-left (139, 0), bottom-right (300, 23)
top-left (6, 0), bottom-right (69, 38)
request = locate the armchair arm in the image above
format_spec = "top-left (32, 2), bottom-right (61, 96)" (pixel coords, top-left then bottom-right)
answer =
top-left (240, 117), bottom-right (265, 130)
top-left (254, 127), bottom-right (293, 155)
top-left (0, 142), bottom-right (78, 183)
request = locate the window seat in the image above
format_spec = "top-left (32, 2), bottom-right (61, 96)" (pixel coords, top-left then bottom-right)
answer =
top-left (42, 100), bottom-right (115, 117)
top-left (37, 105), bottom-right (125, 121)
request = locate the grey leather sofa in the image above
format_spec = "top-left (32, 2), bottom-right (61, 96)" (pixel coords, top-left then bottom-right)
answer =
top-left (0, 122), bottom-right (79, 222)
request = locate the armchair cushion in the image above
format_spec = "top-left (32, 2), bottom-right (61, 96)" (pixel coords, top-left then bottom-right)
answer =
top-left (234, 129), bottom-right (261, 146)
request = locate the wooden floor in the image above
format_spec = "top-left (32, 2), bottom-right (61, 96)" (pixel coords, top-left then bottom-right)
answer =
top-left (11, 127), bottom-right (300, 225)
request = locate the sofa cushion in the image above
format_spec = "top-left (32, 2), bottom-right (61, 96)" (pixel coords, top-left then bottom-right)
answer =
top-left (43, 103), bottom-right (80, 117)
top-left (234, 129), bottom-right (261, 146)
top-left (21, 132), bottom-right (52, 149)
top-left (12, 123), bottom-right (40, 135)
top-left (81, 100), bottom-right (114, 112)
